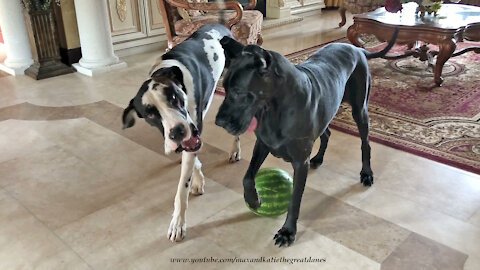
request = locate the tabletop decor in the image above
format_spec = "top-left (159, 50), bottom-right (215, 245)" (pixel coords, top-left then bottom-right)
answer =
top-left (385, 0), bottom-right (459, 16)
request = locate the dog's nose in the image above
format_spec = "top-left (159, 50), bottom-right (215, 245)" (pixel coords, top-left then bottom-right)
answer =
top-left (169, 124), bottom-right (186, 142)
top-left (215, 115), bottom-right (227, 128)
top-left (215, 118), bottom-right (224, 128)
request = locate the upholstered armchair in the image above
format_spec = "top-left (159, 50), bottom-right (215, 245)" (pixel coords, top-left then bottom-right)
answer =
top-left (338, 0), bottom-right (384, 27)
top-left (158, 0), bottom-right (263, 49)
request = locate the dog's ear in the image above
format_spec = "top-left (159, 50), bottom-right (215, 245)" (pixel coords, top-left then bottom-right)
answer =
top-left (122, 98), bottom-right (141, 129)
top-left (151, 66), bottom-right (185, 90)
top-left (247, 47), bottom-right (272, 76)
top-left (152, 66), bottom-right (182, 83)
top-left (220, 36), bottom-right (244, 60)
top-left (258, 49), bottom-right (272, 75)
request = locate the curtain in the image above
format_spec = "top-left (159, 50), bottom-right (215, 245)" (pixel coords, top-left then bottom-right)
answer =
top-left (325, 0), bottom-right (341, 7)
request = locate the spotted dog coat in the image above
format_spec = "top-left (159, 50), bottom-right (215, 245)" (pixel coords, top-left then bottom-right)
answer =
top-left (122, 25), bottom-right (241, 242)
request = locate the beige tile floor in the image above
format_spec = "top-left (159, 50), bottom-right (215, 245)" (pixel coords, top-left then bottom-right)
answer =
top-left (0, 10), bottom-right (479, 270)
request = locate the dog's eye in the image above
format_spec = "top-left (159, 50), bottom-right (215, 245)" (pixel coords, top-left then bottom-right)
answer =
top-left (230, 91), bottom-right (240, 99)
top-left (235, 93), bottom-right (253, 104)
top-left (169, 95), bottom-right (179, 107)
top-left (145, 105), bottom-right (159, 118)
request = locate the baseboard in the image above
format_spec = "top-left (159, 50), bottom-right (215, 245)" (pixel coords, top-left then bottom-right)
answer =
top-left (59, 47), bottom-right (82, 66)
top-left (114, 36), bottom-right (168, 57)
top-left (263, 15), bottom-right (304, 30)
top-left (291, 1), bottom-right (325, 16)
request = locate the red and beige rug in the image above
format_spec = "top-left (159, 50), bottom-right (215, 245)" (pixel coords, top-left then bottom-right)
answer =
top-left (218, 39), bottom-right (480, 174)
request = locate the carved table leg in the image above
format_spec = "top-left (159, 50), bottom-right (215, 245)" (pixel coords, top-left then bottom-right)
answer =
top-left (434, 38), bottom-right (456, 86)
top-left (339, 7), bottom-right (347, 27)
top-left (347, 24), bottom-right (364, 47)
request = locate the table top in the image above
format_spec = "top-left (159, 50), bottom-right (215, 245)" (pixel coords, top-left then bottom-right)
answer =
top-left (354, 2), bottom-right (480, 30)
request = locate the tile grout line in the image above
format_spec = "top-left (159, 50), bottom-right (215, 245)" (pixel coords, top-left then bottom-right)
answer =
top-left (7, 129), bottom-right (141, 235)
top-left (377, 231), bottom-right (413, 267)
top-left (0, 187), bottom-right (96, 270)
top-left (354, 185), bottom-right (480, 233)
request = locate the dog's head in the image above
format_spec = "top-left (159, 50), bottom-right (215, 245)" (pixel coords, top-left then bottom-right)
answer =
top-left (215, 37), bottom-right (283, 136)
top-left (122, 66), bottom-right (202, 154)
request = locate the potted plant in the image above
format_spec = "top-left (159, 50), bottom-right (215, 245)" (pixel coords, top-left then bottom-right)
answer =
top-left (21, 0), bottom-right (74, 79)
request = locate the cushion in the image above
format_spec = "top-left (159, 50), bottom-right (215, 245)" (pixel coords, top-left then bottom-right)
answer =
top-left (174, 10), bottom-right (263, 44)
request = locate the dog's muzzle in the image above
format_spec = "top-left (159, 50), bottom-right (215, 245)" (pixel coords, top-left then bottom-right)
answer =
top-left (215, 116), bottom-right (239, 135)
top-left (173, 123), bottom-right (202, 153)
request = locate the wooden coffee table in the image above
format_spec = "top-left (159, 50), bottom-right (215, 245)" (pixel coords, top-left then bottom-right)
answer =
top-left (347, 2), bottom-right (480, 86)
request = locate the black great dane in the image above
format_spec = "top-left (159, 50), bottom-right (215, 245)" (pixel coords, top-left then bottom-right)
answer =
top-left (215, 29), bottom-right (399, 247)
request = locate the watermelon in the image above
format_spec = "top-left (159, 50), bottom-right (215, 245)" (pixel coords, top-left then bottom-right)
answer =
top-left (246, 168), bottom-right (293, 217)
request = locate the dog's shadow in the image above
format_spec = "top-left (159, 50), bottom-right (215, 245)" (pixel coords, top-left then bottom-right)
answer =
top-left (187, 211), bottom-right (260, 240)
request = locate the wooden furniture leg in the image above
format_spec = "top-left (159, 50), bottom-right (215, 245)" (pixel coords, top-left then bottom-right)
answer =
top-left (339, 7), bottom-right (347, 27)
top-left (434, 38), bottom-right (456, 86)
top-left (347, 24), bottom-right (364, 47)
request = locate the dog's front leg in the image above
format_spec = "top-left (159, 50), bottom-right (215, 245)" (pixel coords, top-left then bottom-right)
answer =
top-left (243, 139), bottom-right (269, 209)
top-left (274, 159), bottom-right (309, 247)
top-left (168, 151), bottom-right (195, 242)
top-left (229, 136), bottom-right (241, 162)
top-left (190, 157), bottom-right (205, 195)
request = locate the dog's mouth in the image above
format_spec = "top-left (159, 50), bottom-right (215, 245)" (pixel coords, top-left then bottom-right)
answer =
top-left (222, 117), bottom-right (257, 136)
top-left (175, 135), bottom-right (202, 153)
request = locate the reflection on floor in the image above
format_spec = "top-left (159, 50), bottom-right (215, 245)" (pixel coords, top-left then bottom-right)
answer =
top-left (0, 10), bottom-right (479, 270)
top-left (0, 70), bottom-right (9, 78)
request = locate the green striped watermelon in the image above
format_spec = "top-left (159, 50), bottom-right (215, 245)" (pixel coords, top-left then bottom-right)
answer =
top-left (246, 168), bottom-right (293, 217)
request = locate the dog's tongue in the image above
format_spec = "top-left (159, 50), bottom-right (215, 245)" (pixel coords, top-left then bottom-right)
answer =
top-left (181, 136), bottom-right (201, 149)
top-left (247, 117), bottom-right (257, 132)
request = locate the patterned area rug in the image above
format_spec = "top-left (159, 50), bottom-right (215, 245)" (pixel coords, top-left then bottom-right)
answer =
top-left (286, 39), bottom-right (480, 174)
top-left (216, 39), bottom-right (480, 174)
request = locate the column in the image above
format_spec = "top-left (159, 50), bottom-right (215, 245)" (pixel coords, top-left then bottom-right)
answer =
top-left (0, 0), bottom-right (34, 75)
top-left (73, 0), bottom-right (126, 76)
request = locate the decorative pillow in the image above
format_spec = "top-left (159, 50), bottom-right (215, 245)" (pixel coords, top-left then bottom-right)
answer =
top-left (177, 0), bottom-right (208, 22)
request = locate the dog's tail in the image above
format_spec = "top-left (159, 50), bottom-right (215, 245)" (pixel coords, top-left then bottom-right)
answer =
top-left (363, 28), bottom-right (399, 59)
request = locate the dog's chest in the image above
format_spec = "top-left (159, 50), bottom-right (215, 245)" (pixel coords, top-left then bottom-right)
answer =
top-left (256, 129), bottom-right (294, 162)
top-left (257, 118), bottom-right (314, 162)
top-left (269, 145), bottom-right (293, 162)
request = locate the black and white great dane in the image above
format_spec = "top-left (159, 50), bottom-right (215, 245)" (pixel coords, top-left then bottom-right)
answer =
top-left (122, 25), bottom-right (241, 242)
top-left (215, 29), bottom-right (399, 247)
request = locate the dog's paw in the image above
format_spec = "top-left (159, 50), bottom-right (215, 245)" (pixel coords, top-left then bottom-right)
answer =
top-left (167, 214), bottom-right (186, 242)
top-left (190, 179), bottom-right (205, 195)
top-left (360, 172), bottom-right (374, 186)
top-left (309, 158), bottom-right (323, 169)
top-left (273, 227), bottom-right (296, 247)
top-left (244, 189), bottom-right (261, 210)
top-left (229, 150), bottom-right (241, 163)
